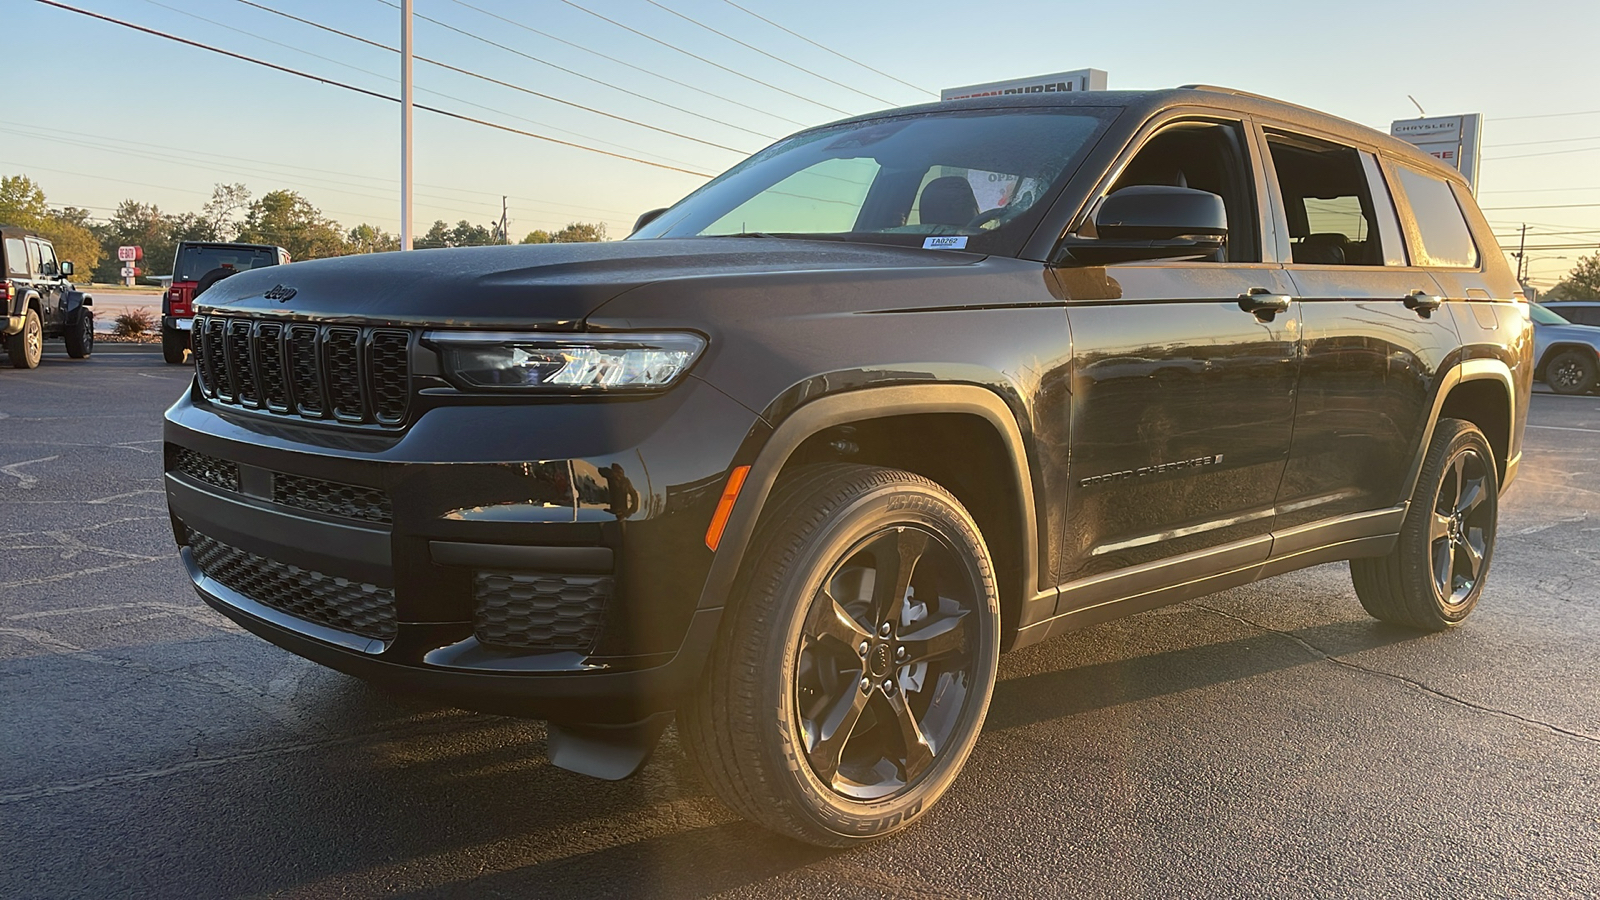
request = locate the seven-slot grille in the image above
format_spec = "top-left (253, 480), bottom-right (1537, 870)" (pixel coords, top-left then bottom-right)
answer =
top-left (193, 314), bottom-right (412, 426)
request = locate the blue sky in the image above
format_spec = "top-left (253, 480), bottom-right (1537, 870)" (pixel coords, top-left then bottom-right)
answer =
top-left (6, 0), bottom-right (1599, 285)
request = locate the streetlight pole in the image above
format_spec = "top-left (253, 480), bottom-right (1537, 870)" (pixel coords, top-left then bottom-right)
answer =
top-left (401, 0), bottom-right (414, 250)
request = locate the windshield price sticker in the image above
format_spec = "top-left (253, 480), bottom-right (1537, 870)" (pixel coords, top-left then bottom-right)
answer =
top-left (923, 236), bottom-right (969, 250)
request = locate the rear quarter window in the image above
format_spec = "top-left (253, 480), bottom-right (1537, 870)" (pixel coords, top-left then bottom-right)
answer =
top-left (4, 238), bottom-right (28, 277)
top-left (1393, 164), bottom-right (1479, 268)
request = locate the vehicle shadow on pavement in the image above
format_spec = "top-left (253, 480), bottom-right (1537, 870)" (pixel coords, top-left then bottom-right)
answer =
top-left (985, 618), bottom-right (1419, 733)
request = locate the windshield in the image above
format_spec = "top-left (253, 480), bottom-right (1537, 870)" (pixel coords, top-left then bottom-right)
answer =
top-left (173, 245), bottom-right (277, 282)
top-left (631, 107), bottom-right (1114, 256)
top-left (1530, 304), bottom-right (1571, 326)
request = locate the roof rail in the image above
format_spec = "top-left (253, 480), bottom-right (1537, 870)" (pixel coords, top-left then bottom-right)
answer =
top-left (1176, 84), bottom-right (1343, 121)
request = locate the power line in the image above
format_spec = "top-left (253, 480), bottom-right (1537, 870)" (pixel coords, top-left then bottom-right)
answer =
top-left (29, 1), bottom-right (715, 179)
top-left (1485, 145), bottom-right (1600, 162)
top-left (442, 0), bottom-right (804, 129)
top-left (1493, 108), bottom-right (1600, 121)
top-left (234, 0), bottom-right (749, 155)
top-left (1481, 203), bottom-right (1600, 210)
top-left (550, 0), bottom-right (852, 117)
top-left (640, 0), bottom-right (896, 107)
top-left (716, 0), bottom-right (935, 98)
top-left (1484, 133), bottom-right (1600, 148)
top-left (1, 120), bottom-right (639, 218)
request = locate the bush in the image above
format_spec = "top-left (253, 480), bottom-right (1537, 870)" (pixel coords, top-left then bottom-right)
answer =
top-left (113, 307), bottom-right (155, 336)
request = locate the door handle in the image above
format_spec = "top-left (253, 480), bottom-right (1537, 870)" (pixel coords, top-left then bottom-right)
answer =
top-left (1238, 287), bottom-right (1292, 316)
top-left (1403, 290), bottom-right (1443, 315)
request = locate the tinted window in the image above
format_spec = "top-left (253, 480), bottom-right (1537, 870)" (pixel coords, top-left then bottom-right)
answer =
top-left (1393, 165), bottom-right (1478, 268)
top-left (173, 245), bottom-right (278, 282)
top-left (36, 241), bottom-right (57, 276)
top-left (1529, 304), bottom-right (1568, 326)
top-left (633, 108), bottom-right (1113, 256)
top-left (1265, 131), bottom-right (1384, 266)
top-left (3, 238), bottom-right (27, 276)
top-left (1563, 306), bottom-right (1600, 327)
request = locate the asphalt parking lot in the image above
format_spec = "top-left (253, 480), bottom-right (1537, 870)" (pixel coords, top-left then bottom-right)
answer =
top-left (2, 346), bottom-right (1597, 899)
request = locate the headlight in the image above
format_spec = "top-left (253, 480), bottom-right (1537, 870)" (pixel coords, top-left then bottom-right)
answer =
top-left (424, 331), bottom-right (707, 392)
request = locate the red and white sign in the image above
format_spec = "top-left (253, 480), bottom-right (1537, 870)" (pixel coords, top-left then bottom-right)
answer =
top-left (117, 245), bottom-right (142, 262)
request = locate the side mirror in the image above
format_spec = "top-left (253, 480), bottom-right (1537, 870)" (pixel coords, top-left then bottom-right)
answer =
top-left (1056, 185), bottom-right (1228, 265)
top-left (59, 261), bottom-right (74, 278)
top-left (632, 207), bottom-right (668, 235)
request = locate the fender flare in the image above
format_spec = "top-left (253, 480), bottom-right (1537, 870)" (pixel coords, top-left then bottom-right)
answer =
top-left (1401, 358), bottom-right (1518, 499)
top-left (63, 290), bottom-right (94, 325)
top-left (694, 384), bottom-right (1042, 616)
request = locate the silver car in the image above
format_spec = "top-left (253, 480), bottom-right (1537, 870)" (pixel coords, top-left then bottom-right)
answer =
top-left (1532, 303), bottom-right (1600, 394)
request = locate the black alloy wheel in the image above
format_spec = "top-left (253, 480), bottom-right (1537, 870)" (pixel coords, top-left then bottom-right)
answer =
top-left (794, 525), bottom-right (980, 800)
top-left (65, 313), bottom-right (93, 359)
top-left (1427, 445), bottom-right (1494, 608)
top-left (1545, 349), bottom-right (1597, 395)
top-left (681, 464), bottom-right (1000, 846)
top-left (1351, 418), bottom-right (1498, 630)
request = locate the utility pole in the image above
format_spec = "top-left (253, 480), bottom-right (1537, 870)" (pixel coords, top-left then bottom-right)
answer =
top-left (1515, 223), bottom-right (1527, 283)
top-left (502, 196), bottom-right (509, 245)
top-left (401, 0), bottom-right (414, 250)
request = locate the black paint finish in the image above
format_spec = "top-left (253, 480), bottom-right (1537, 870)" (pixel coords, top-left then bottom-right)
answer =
top-left (164, 87), bottom-right (1531, 734)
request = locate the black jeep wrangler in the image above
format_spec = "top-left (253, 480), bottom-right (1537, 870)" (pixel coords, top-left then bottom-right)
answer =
top-left (164, 87), bottom-right (1531, 846)
top-left (2, 225), bottom-right (93, 368)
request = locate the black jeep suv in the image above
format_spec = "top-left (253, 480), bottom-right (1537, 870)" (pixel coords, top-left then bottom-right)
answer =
top-left (2, 225), bottom-right (93, 368)
top-left (165, 87), bottom-right (1531, 846)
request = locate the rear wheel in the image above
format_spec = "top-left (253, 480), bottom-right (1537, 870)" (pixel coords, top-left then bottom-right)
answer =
top-left (162, 325), bottom-right (188, 365)
top-left (7, 308), bottom-right (42, 369)
top-left (1545, 349), bottom-right (1597, 395)
top-left (1351, 419), bottom-right (1498, 630)
top-left (65, 313), bottom-right (93, 359)
top-left (681, 464), bottom-right (1000, 846)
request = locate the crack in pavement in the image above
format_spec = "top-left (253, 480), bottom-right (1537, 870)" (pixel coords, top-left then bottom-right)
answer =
top-left (0, 456), bottom-right (59, 489)
top-left (1185, 601), bottom-right (1600, 747)
top-left (0, 715), bottom-right (486, 806)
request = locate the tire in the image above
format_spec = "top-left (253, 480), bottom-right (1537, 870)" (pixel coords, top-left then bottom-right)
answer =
top-left (193, 267), bottom-right (235, 298)
top-left (65, 313), bottom-right (93, 359)
top-left (1351, 419), bottom-right (1498, 630)
top-left (680, 464), bottom-right (1001, 847)
top-left (7, 308), bottom-right (42, 369)
top-left (162, 325), bottom-right (188, 365)
top-left (1544, 349), bottom-right (1597, 395)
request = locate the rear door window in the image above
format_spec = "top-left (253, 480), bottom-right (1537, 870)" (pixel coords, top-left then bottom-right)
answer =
top-left (1391, 164), bottom-right (1479, 268)
top-left (1264, 130), bottom-right (1386, 266)
top-left (4, 238), bottom-right (28, 277)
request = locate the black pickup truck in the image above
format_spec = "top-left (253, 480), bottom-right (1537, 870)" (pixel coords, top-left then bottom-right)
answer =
top-left (2, 225), bottom-right (93, 367)
top-left (164, 86), bottom-right (1531, 846)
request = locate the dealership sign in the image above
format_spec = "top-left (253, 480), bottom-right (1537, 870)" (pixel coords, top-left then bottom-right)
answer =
top-left (942, 69), bottom-right (1108, 102)
top-left (1390, 114), bottom-right (1482, 192)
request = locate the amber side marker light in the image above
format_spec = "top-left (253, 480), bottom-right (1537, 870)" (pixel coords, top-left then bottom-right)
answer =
top-left (705, 465), bottom-right (751, 551)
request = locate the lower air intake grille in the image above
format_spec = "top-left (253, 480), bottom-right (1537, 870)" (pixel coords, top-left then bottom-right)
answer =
top-left (188, 529), bottom-right (398, 641)
top-left (273, 473), bottom-right (393, 525)
top-left (473, 572), bottom-right (609, 652)
top-left (171, 447), bottom-right (240, 493)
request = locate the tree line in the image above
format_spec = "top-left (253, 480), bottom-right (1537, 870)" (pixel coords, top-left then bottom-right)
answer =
top-left (0, 174), bottom-right (608, 283)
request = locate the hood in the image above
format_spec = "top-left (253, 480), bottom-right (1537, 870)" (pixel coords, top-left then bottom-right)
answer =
top-left (194, 238), bottom-right (983, 330)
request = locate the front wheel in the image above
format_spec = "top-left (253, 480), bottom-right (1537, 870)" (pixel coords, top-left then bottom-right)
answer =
top-left (1351, 419), bottom-right (1498, 630)
top-left (1545, 349), bottom-right (1597, 395)
top-left (681, 464), bottom-right (1001, 846)
top-left (65, 313), bottom-right (93, 359)
top-left (7, 308), bottom-right (42, 369)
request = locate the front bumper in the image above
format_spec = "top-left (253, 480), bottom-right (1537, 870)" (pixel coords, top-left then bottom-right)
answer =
top-left (164, 375), bottom-right (765, 723)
